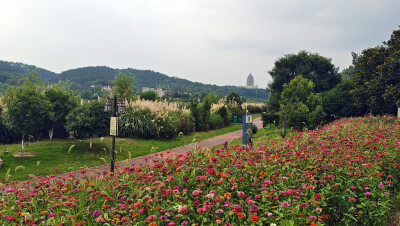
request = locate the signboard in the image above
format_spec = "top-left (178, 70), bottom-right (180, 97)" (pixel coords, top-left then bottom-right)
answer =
top-left (110, 117), bottom-right (118, 136)
top-left (242, 114), bottom-right (253, 145)
top-left (245, 115), bottom-right (253, 123)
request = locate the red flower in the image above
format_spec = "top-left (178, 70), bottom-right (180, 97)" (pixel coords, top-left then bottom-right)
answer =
top-left (208, 168), bottom-right (216, 175)
top-left (250, 215), bottom-right (259, 222)
top-left (314, 193), bottom-right (322, 200)
top-left (321, 214), bottom-right (329, 219)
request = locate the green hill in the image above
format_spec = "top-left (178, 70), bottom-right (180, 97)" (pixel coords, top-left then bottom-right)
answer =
top-left (0, 61), bottom-right (269, 101)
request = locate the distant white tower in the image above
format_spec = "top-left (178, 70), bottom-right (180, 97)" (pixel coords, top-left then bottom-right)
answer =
top-left (247, 73), bottom-right (254, 87)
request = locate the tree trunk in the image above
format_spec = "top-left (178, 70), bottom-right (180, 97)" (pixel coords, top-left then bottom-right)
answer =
top-left (281, 121), bottom-right (287, 138)
top-left (90, 137), bottom-right (93, 148)
top-left (49, 128), bottom-right (54, 140)
top-left (21, 134), bottom-right (25, 155)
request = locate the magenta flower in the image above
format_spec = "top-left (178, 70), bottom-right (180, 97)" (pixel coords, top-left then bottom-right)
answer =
top-left (92, 210), bottom-right (101, 217)
top-left (280, 202), bottom-right (290, 208)
top-left (378, 184), bottom-right (384, 188)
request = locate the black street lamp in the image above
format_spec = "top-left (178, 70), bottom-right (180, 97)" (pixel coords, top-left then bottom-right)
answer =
top-left (104, 95), bottom-right (126, 173)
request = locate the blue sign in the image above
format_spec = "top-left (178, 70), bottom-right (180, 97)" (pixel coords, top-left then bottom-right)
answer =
top-left (242, 114), bottom-right (253, 146)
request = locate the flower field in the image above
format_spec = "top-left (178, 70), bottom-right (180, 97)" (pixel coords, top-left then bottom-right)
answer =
top-left (1, 116), bottom-right (400, 225)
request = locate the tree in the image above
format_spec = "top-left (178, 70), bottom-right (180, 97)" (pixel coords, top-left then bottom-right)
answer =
top-left (140, 90), bottom-right (157, 101)
top-left (340, 52), bottom-right (360, 81)
top-left (268, 51), bottom-right (340, 112)
top-left (351, 27), bottom-right (400, 115)
top-left (226, 91), bottom-right (242, 105)
top-left (44, 82), bottom-right (77, 139)
top-left (323, 80), bottom-right (366, 121)
top-left (3, 71), bottom-right (51, 154)
top-left (279, 75), bottom-right (324, 137)
top-left (66, 101), bottom-right (109, 148)
top-left (112, 72), bottom-right (135, 101)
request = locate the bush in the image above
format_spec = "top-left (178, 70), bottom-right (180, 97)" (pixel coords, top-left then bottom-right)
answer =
top-left (227, 104), bottom-right (244, 123)
top-left (178, 113), bottom-right (195, 135)
top-left (252, 124), bottom-right (258, 134)
top-left (216, 106), bottom-right (229, 124)
top-left (261, 111), bottom-right (279, 127)
top-left (207, 113), bottom-right (224, 129)
top-left (156, 112), bottom-right (179, 139)
top-left (0, 118), bottom-right (20, 144)
top-left (119, 109), bottom-right (158, 139)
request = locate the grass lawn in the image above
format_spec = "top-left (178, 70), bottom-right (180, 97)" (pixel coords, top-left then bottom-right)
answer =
top-left (0, 121), bottom-right (246, 181)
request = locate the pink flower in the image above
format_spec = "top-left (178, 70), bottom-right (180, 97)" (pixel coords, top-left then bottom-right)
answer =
top-left (378, 184), bottom-right (384, 188)
top-left (365, 192), bottom-right (372, 196)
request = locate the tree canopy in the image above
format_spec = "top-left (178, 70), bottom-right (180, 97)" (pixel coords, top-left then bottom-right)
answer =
top-left (351, 27), bottom-right (400, 114)
top-left (66, 101), bottom-right (109, 148)
top-left (2, 71), bottom-right (51, 153)
top-left (279, 75), bottom-right (324, 137)
top-left (112, 72), bottom-right (135, 101)
top-left (268, 51), bottom-right (340, 111)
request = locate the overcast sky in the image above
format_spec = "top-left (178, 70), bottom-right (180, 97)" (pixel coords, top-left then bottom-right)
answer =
top-left (1, 0), bottom-right (400, 88)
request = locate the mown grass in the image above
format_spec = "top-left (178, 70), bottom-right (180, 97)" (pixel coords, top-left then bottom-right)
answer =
top-left (0, 121), bottom-right (246, 181)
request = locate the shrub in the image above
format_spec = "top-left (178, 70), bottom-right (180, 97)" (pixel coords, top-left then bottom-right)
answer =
top-left (208, 113), bottom-right (224, 129)
top-left (119, 109), bottom-right (158, 139)
top-left (216, 106), bottom-right (229, 124)
top-left (227, 104), bottom-right (244, 123)
top-left (156, 112), bottom-right (179, 139)
top-left (178, 113), bottom-right (195, 135)
top-left (252, 124), bottom-right (258, 134)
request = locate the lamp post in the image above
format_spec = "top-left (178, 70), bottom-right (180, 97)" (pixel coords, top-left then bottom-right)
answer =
top-left (104, 95), bottom-right (126, 173)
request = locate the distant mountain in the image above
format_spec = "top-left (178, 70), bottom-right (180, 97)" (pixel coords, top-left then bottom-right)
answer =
top-left (0, 60), bottom-right (57, 91)
top-left (0, 61), bottom-right (269, 101)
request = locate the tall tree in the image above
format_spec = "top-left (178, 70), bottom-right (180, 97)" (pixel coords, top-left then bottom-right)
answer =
top-left (44, 81), bottom-right (77, 139)
top-left (112, 72), bottom-right (135, 101)
top-left (268, 51), bottom-right (340, 112)
top-left (3, 71), bottom-right (51, 153)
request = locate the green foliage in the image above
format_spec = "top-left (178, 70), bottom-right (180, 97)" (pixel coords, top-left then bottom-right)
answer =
top-left (268, 50), bottom-right (340, 112)
top-left (139, 90), bottom-right (157, 101)
top-left (190, 97), bottom-right (212, 131)
top-left (3, 71), bottom-right (52, 144)
top-left (0, 117), bottom-right (20, 144)
top-left (217, 106), bottom-right (229, 124)
top-left (203, 92), bottom-right (221, 104)
top-left (207, 113), bottom-right (224, 129)
top-left (44, 81), bottom-right (78, 138)
top-left (226, 91), bottom-right (242, 105)
top-left (261, 111), bottom-right (279, 127)
top-left (65, 101), bottom-right (109, 140)
top-left (351, 27), bottom-right (400, 115)
top-left (112, 72), bottom-right (135, 101)
top-left (323, 80), bottom-right (366, 121)
top-left (156, 112), bottom-right (180, 139)
top-left (279, 75), bottom-right (324, 136)
top-left (178, 113), bottom-right (195, 135)
top-left (252, 124), bottom-right (258, 134)
top-left (119, 109), bottom-right (157, 139)
top-left (226, 104), bottom-right (244, 123)
top-left (340, 52), bottom-right (360, 81)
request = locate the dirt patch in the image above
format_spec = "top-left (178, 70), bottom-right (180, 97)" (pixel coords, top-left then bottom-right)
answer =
top-left (13, 152), bottom-right (36, 157)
